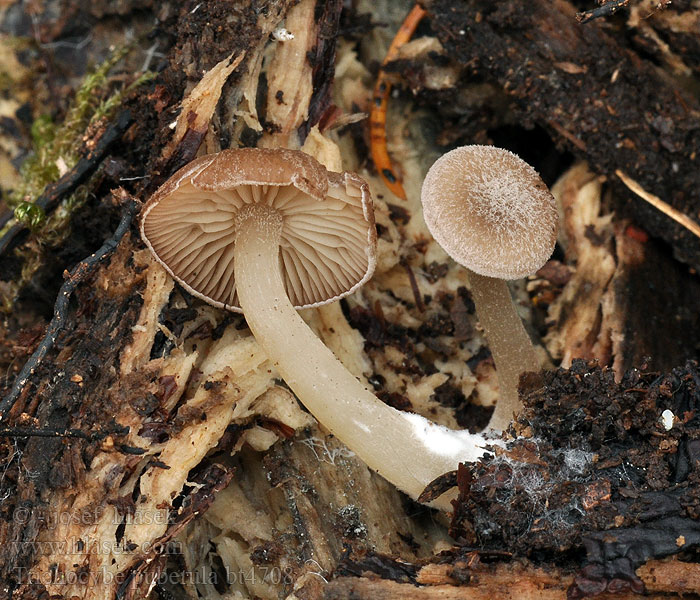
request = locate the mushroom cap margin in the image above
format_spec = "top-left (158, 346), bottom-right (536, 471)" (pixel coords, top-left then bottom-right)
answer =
top-left (140, 148), bottom-right (377, 312)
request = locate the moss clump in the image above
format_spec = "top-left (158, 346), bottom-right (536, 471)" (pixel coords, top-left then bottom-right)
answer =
top-left (1, 46), bottom-right (155, 310)
top-left (13, 201), bottom-right (45, 230)
top-left (7, 46), bottom-right (146, 211)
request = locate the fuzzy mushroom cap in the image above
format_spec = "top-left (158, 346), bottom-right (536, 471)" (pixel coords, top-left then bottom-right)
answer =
top-left (421, 145), bottom-right (558, 279)
top-left (140, 148), bottom-right (376, 311)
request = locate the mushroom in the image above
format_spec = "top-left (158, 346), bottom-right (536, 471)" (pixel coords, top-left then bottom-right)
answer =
top-left (141, 147), bottom-right (488, 508)
top-left (421, 145), bottom-right (558, 432)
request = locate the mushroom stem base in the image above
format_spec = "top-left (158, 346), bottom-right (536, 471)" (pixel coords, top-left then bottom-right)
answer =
top-left (234, 213), bottom-right (488, 510)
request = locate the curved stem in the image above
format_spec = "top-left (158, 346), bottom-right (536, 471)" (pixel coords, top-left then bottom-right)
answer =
top-left (234, 207), bottom-right (487, 509)
top-left (468, 272), bottom-right (540, 432)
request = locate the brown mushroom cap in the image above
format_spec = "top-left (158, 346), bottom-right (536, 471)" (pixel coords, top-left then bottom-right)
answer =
top-left (421, 145), bottom-right (558, 279)
top-left (141, 148), bottom-right (376, 311)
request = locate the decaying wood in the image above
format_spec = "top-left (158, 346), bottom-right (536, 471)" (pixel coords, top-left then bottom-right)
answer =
top-left (626, 1), bottom-right (700, 78)
top-left (160, 51), bottom-right (246, 163)
top-left (542, 162), bottom-right (700, 375)
top-left (451, 359), bottom-right (700, 597)
top-left (0, 2), bottom-right (459, 597)
top-left (297, 559), bottom-right (700, 599)
top-left (423, 0), bottom-right (700, 271)
top-left (0, 1), bottom-right (699, 599)
top-left (0, 189), bottom-right (137, 421)
top-left (545, 163), bottom-right (617, 371)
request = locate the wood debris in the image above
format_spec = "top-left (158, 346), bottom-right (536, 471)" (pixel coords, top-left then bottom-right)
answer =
top-left (1, 1), bottom-right (699, 598)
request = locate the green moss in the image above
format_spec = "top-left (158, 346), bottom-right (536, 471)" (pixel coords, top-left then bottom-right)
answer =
top-left (1, 46), bottom-right (155, 310)
top-left (13, 201), bottom-right (45, 230)
top-left (8, 46), bottom-right (136, 210)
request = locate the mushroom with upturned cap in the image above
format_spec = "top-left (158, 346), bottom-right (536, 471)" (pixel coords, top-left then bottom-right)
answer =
top-left (141, 147), bottom-right (489, 508)
top-left (421, 145), bottom-right (559, 432)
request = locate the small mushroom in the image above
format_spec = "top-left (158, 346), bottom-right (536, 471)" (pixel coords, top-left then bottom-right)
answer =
top-left (141, 148), bottom-right (488, 507)
top-left (421, 145), bottom-right (558, 432)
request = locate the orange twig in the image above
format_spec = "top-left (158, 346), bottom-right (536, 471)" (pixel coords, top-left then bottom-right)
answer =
top-left (369, 4), bottom-right (426, 201)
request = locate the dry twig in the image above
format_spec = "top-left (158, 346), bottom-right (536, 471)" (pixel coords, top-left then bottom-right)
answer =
top-left (616, 169), bottom-right (700, 240)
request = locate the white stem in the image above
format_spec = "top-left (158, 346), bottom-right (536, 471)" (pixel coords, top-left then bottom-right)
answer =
top-left (234, 206), bottom-right (488, 510)
top-left (469, 272), bottom-right (540, 432)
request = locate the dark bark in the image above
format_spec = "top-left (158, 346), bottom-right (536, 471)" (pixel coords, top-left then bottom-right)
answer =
top-left (423, 0), bottom-right (700, 271)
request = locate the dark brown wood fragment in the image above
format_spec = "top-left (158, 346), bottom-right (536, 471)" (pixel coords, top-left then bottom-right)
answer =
top-left (450, 359), bottom-right (700, 597)
top-left (422, 0), bottom-right (700, 271)
top-left (298, 0), bottom-right (344, 142)
top-left (609, 225), bottom-right (700, 371)
top-left (299, 572), bottom-right (681, 600)
top-left (0, 237), bottom-right (146, 587)
top-left (335, 548), bottom-right (418, 582)
top-left (627, 3), bottom-right (700, 78)
top-left (0, 190), bottom-right (138, 421)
